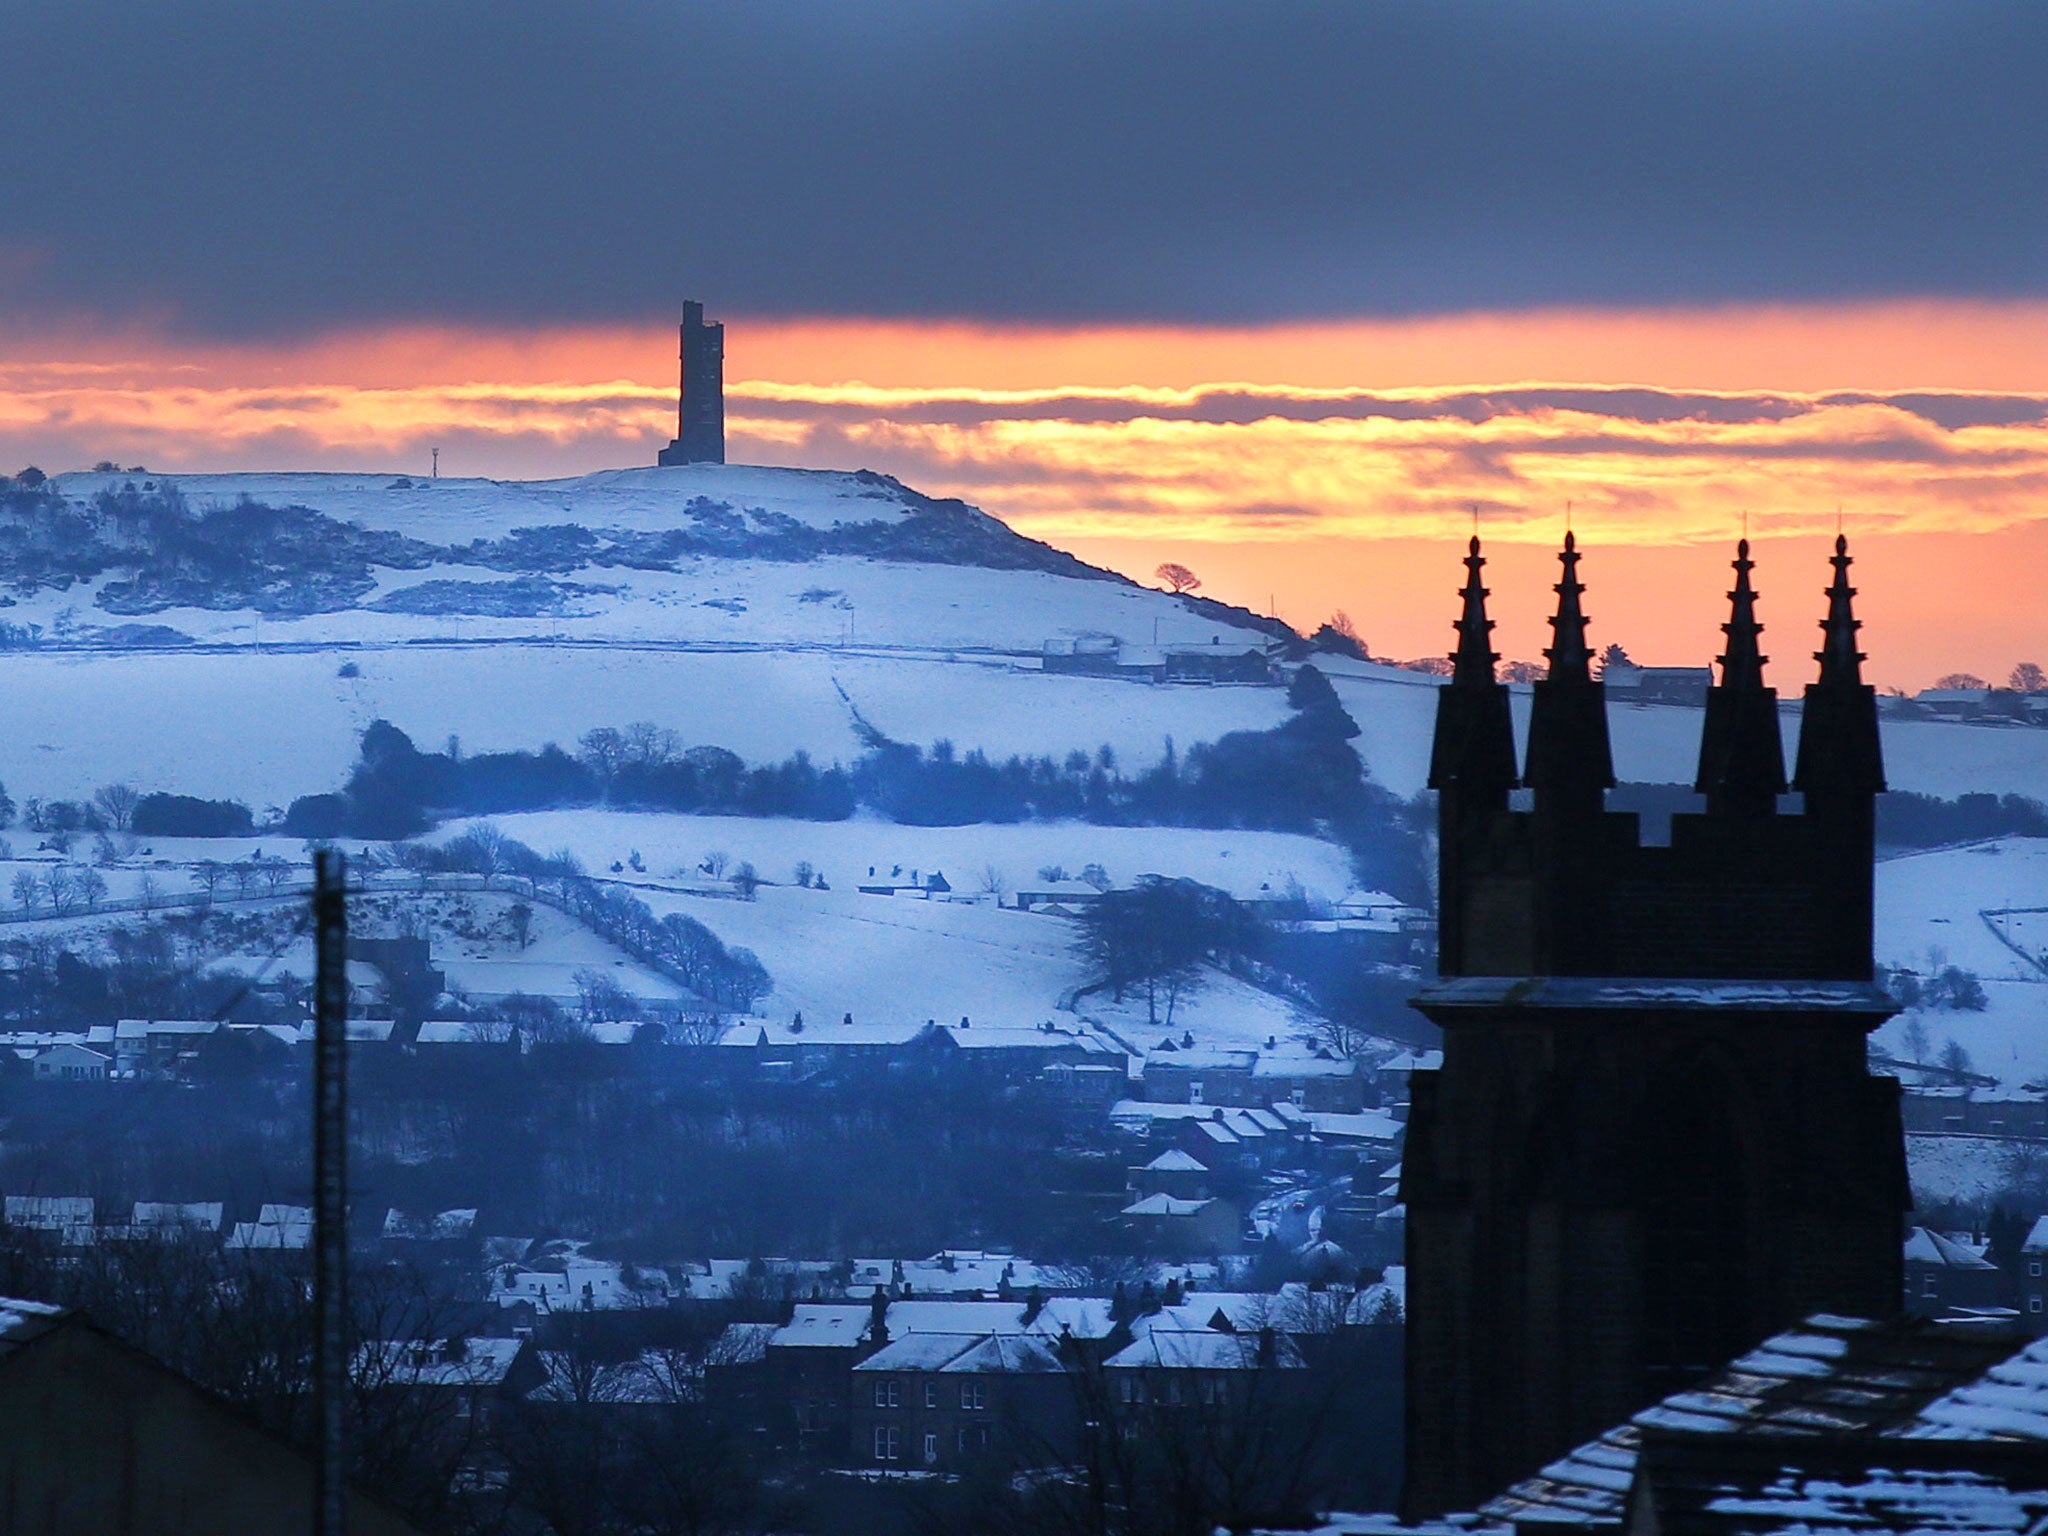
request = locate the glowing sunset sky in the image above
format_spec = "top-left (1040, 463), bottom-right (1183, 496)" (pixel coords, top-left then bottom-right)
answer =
top-left (3, 2), bottom-right (2044, 688)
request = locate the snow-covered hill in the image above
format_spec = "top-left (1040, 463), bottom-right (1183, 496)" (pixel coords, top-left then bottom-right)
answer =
top-left (0, 466), bottom-right (2039, 812)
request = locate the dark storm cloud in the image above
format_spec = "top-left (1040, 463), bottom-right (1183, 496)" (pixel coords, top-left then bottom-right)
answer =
top-left (2, 0), bottom-right (2044, 337)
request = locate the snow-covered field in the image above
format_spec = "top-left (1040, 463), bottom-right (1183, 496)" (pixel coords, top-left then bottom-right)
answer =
top-left (1905, 1134), bottom-right (2038, 1208)
top-left (437, 810), bottom-right (1342, 1049)
top-left (631, 879), bottom-right (1304, 1053)
top-left (455, 810), bottom-right (1358, 906)
top-left (1870, 841), bottom-right (2048, 1087)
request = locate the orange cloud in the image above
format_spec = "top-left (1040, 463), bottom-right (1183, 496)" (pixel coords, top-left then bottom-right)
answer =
top-left (1, 302), bottom-right (2045, 688)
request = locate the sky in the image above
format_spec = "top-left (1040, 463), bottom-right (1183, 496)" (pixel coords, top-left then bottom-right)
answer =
top-left (3, 1), bottom-right (2046, 687)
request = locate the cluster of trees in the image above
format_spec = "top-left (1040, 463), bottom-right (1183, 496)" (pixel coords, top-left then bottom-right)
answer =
top-left (1073, 876), bottom-right (1263, 1028)
top-left (1933, 664), bottom-right (2048, 693)
top-left (1881, 961), bottom-right (1990, 1015)
top-left (0, 923), bottom-right (281, 1032)
top-left (288, 666), bottom-right (1430, 900)
top-left (1878, 791), bottom-right (2048, 847)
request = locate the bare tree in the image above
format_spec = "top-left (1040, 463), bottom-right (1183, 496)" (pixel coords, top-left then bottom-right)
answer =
top-left (702, 850), bottom-right (730, 880)
top-left (10, 869), bottom-right (37, 912)
top-left (979, 862), bottom-right (1010, 901)
top-left (45, 865), bottom-right (77, 915)
top-left (194, 860), bottom-right (227, 903)
top-left (135, 871), bottom-right (159, 912)
top-left (75, 867), bottom-right (108, 912)
top-left (1155, 562), bottom-right (1202, 595)
top-left (2012, 661), bottom-right (2047, 694)
top-left (92, 783), bottom-right (141, 831)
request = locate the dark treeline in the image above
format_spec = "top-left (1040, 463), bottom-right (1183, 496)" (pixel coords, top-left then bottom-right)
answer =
top-left (289, 665), bottom-right (1431, 900)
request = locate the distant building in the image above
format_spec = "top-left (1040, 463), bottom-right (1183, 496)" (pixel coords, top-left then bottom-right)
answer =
top-left (1599, 658), bottom-right (1714, 706)
top-left (1902, 1225), bottom-right (2003, 1315)
top-left (657, 300), bottom-right (725, 466)
top-left (1041, 633), bottom-right (1272, 684)
top-left (31, 1042), bottom-right (108, 1081)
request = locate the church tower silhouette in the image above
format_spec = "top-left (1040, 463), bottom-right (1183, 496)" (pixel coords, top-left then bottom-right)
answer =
top-left (1401, 534), bottom-right (1906, 1518)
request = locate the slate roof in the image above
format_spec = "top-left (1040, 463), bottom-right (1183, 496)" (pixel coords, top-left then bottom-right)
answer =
top-left (1631, 1433), bottom-right (2048, 1536)
top-left (1904, 1335), bottom-right (2048, 1441)
top-left (1106, 1329), bottom-right (1306, 1371)
top-left (854, 1332), bottom-right (1064, 1375)
top-left (1480, 1315), bottom-right (2024, 1527)
top-left (1904, 1227), bottom-right (1998, 1270)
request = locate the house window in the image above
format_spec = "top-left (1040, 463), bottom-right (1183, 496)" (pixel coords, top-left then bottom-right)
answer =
top-left (2030, 1259), bottom-right (2042, 1278)
top-left (1290, 1086), bottom-right (1306, 1108)
top-left (2032, 1295), bottom-right (2044, 1315)
top-left (960, 1380), bottom-right (987, 1411)
top-left (873, 1378), bottom-right (900, 1408)
top-left (924, 1380), bottom-right (938, 1408)
top-left (1165, 1376), bottom-right (1184, 1405)
top-left (1119, 1376), bottom-right (1135, 1404)
top-left (1189, 1080), bottom-right (1204, 1105)
top-left (1922, 1275), bottom-right (1938, 1297)
top-left (923, 1432), bottom-right (939, 1464)
top-left (873, 1425), bottom-right (900, 1461)
top-left (1201, 1376), bottom-right (1226, 1406)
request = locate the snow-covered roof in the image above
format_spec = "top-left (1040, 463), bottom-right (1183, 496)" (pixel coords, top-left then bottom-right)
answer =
top-left (130, 1202), bottom-right (224, 1231)
top-left (1481, 1314), bottom-right (2026, 1527)
top-left (1305, 1110), bottom-right (1405, 1144)
top-left (1145, 1150), bottom-right (1209, 1172)
top-left (1122, 1194), bottom-right (1217, 1218)
top-left (361, 1337), bottom-right (525, 1389)
top-left (1027, 1297), bottom-right (1117, 1340)
top-left (1105, 1330), bottom-right (1305, 1371)
top-left (1903, 1226), bottom-right (1997, 1269)
top-left (3, 1196), bottom-right (92, 1227)
top-left (383, 1208), bottom-right (479, 1241)
top-left (853, 1331), bottom-right (1064, 1375)
top-left (0, 1296), bottom-right (68, 1361)
top-left (1902, 1333), bottom-right (2048, 1440)
top-left (226, 1204), bottom-right (314, 1251)
top-left (2022, 1215), bottom-right (2048, 1254)
top-left (770, 1305), bottom-right (874, 1348)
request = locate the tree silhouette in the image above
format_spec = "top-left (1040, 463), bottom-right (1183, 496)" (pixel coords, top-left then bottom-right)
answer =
top-left (1155, 562), bottom-right (1201, 595)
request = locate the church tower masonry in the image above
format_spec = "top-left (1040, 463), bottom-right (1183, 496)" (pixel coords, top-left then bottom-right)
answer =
top-left (1401, 535), bottom-right (1906, 1520)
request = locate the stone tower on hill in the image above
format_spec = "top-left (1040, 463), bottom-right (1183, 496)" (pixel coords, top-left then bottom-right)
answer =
top-left (1401, 533), bottom-right (1906, 1519)
top-left (657, 300), bottom-right (725, 466)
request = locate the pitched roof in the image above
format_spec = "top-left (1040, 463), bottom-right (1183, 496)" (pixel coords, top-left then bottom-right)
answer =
top-left (1904, 1226), bottom-right (1997, 1270)
top-left (0, 1296), bottom-right (68, 1363)
top-left (1903, 1334), bottom-right (2048, 1441)
top-left (1105, 1330), bottom-right (1306, 1371)
top-left (1480, 1315), bottom-right (2024, 1527)
top-left (1145, 1150), bottom-right (1209, 1172)
top-left (1631, 1434), bottom-right (2048, 1536)
top-left (1122, 1194), bottom-right (1216, 1218)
